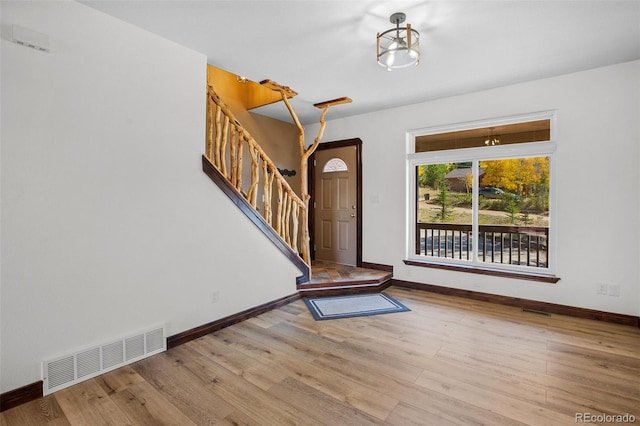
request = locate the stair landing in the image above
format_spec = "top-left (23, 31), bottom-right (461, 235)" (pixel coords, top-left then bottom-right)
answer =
top-left (298, 261), bottom-right (392, 293)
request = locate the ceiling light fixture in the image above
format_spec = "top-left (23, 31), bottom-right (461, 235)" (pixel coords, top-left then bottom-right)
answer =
top-left (485, 128), bottom-right (501, 146)
top-left (377, 12), bottom-right (420, 71)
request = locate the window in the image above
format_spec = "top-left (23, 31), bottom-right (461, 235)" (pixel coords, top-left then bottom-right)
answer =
top-left (322, 158), bottom-right (348, 173)
top-left (407, 112), bottom-right (557, 279)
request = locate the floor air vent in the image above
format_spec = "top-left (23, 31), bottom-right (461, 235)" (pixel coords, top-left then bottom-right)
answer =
top-left (42, 325), bottom-right (165, 395)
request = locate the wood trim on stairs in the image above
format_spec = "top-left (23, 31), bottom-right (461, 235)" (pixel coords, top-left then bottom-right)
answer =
top-left (202, 155), bottom-right (309, 284)
top-left (0, 381), bottom-right (43, 412)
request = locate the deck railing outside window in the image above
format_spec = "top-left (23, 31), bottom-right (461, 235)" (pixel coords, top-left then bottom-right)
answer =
top-left (416, 222), bottom-right (548, 268)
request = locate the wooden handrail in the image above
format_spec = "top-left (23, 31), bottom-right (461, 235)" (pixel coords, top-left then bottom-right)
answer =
top-left (205, 86), bottom-right (308, 263)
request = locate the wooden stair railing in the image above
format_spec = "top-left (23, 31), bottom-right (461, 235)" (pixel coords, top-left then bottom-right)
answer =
top-left (204, 82), bottom-right (351, 279)
top-left (201, 155), bottom-right (309, 284)
top-left (205, 86), bottom-right (308, 265)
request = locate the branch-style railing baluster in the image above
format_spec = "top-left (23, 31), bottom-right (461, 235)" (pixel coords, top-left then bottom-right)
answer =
top-left (205, 87), bottom-right (308, 264)
top-left (258, 80), bottom-right (352, 268)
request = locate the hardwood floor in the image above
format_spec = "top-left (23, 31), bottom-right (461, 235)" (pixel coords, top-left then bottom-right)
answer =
top-left (3, 287), bottom-right (639, 425)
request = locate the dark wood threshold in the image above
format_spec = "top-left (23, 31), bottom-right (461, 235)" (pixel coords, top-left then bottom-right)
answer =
top-left (0, 381), bottom-right (43, 412)
top-left (403, 259), bottom-right (560, 283)
top-left (298, 277), bottom-right (391, 290)
top-left (298, 261), bottom-right (393, 291)
top-left (202, 155), bottom-right (309, 284)
top-left (167, 292), bottom-right (300, 349)
top-left (299, 281), bottom-right (393, 298)
top-left (392, 279), bottom-right (640, 327)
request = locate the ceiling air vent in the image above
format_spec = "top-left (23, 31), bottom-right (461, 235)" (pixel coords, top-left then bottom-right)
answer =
top-left (42, 324), bottom-right (165, 395)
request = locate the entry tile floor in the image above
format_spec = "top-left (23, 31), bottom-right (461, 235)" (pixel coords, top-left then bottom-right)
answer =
top-left (301, 260), bottom-right (392, 290)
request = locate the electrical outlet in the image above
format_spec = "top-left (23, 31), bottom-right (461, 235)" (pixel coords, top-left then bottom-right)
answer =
top-left (596, 283), bottom-right (608, 295)
top-left (210, 290), bottom-right (220, 304)
top-left (608, 284), bottom-right (620, 297)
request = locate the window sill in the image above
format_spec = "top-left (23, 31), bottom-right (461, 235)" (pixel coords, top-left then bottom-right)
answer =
top-left (403, 259), bottom-right (560, 283)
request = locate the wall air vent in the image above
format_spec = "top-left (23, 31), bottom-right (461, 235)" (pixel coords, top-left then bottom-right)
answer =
top-left (10, 25), bottom-right (50, 53)
top-left (42, 325), bottom-right (165, 395)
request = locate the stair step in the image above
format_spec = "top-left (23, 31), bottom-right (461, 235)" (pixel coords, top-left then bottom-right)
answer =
top-left (298, 275), bottom-right (391, 291)
top-left (298, 261), bottom-right (392, 293)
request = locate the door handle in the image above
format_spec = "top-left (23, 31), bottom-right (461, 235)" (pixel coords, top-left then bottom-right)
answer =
top-left (350, 214), bottom-right (356, 218)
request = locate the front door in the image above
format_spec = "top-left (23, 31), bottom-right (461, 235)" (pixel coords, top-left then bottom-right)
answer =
top-left (313, 145), bottom-right (358, 265)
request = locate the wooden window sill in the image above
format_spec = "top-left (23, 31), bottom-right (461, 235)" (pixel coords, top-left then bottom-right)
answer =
top-left (403, 259), bottom-right (560, 283)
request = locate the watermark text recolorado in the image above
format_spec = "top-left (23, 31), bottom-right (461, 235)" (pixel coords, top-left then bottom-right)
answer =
top-left (575, 413), bottom-right (636, 423)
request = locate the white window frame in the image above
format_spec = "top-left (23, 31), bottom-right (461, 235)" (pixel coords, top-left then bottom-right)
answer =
top-left (406, 111), bottom-right (558, 276)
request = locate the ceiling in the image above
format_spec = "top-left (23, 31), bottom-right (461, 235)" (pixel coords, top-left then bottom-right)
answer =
top-left (81, 1), bottom-right (640, 125)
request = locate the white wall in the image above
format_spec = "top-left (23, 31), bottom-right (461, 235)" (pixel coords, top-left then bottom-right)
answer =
top-left (307, 60), bottom-right (640, 317)
top-left (0, 1), bottom-right (300, 393)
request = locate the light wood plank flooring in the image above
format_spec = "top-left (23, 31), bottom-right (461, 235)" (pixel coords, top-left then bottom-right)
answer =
top-left (3, 287), bottom-right (639, 425)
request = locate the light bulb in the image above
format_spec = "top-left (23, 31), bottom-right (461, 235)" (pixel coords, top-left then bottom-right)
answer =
top-left (386, 52), bottom-right (395, 67)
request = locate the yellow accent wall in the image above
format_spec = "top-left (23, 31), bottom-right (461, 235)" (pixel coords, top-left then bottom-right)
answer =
top-left (207, 65), bottom-right (300, 194)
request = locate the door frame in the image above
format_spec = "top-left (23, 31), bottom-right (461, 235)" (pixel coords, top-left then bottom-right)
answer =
top-left (309, 138), bottom-right (363, 266)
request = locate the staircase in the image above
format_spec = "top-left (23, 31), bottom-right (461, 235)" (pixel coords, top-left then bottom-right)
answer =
top-left (203, 75), bottom-right (357, 289)
top-left (203, 86), bottom-right (310, 282)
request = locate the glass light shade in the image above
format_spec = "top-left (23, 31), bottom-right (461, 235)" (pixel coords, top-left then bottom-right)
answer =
top-left (377, 25), bottom-right (420, 71)
top-left (485, 136), bottom-right (500, 146)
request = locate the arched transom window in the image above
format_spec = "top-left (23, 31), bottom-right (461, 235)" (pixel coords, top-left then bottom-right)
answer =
top-left (322, 158), bottom-right (348, 173)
